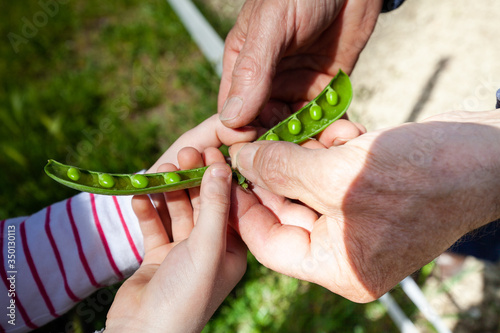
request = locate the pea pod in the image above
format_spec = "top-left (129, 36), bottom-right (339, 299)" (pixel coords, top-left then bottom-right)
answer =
top-left (257, 69), bottom-right (351, 143)
top-left (44, 69), bottom-right (352, 195)
top-left (45, 159), bottom-right (208, 195)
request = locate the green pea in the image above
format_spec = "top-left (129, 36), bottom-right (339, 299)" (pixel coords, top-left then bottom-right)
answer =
top-left (98, 173), bottom-right (115, 188)
top-left (310, 104), bottom-right (323, 120)
top-left (130, 174), bottom-right (149, 189)
top-left (67, 167), bottom-right (81, 181)
top-left (326, 89), bottom-right (338, 106)
top-left (288, 118), bottom-right (302, 135)
top-left (266, 133), bottom-right (279, 141)
top-left (164, 172), bottom-right (181, 184)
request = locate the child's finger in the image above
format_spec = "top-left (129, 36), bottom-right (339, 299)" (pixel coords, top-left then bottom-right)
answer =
top-left (188, 163), bottom-right (233, 263)
top-left (300, 138), bottom-right (326, 150)
top-left (132, 195), bottom-right (171, 261)
top-left (203, 147), bottom-right (227, 165)
top-left (177, 147), bottom-right (205, 223)
top-left (316, 119), bottom-right (365, 148)
top-left (159, 163), bottom-right (194, 243)
top-left (148, 192), bottom-right (173, 242)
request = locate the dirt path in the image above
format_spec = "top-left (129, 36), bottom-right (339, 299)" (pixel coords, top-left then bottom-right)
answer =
top-left (351, 0), bottom-right (500, 130)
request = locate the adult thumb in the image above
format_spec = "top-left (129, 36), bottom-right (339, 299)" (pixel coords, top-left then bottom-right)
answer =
top-left (219, 3), bottom-right (287, 128)
top-left (230, 141), bottom-right (327, 203)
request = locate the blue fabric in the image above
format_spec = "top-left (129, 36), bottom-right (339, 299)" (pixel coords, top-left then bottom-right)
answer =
top-left (449, 219), bottom-right (500, 262)
top-left (382, 0), bottom-right (406, 12)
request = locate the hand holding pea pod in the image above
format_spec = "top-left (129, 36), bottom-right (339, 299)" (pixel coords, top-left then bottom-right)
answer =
top-left (229, 110), bottom-right (500, 303)
top-left (106, 158), bottom-right (247, 332)
top-left (218, 0), bottom-right (382, 128)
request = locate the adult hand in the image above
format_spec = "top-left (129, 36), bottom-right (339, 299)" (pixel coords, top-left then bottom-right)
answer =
top-left (105, 149), bottom-right (246, 332)
top-left (229, 110), bottom-right (500, 302)
top-left (219, 0), bottom-right (383, 128)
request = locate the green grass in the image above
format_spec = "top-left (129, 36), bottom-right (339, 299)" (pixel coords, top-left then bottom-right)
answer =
top-left (1, 1), bottom-right (424, 332)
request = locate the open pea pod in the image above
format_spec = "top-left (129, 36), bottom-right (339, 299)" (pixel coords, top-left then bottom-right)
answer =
top-left (257, 69), bottom-right (352, 143)
top-left (45, 69), bottom-right (352, 195)
top-left (45, 159), bottom-right (208, 195)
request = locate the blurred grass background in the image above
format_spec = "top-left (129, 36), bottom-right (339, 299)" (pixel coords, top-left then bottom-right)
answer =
top-left (0, 0), bottom-right (427, 331)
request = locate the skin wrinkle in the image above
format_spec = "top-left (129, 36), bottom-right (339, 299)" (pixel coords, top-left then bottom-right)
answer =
top-left (291, 1), bottom-right (323, 51)
top-left (345, 215), bottom-right (420, 299)
top-left (338, 223), bottom-right (378, 300)
top-left (232, 53), bottom-right (267, 87)
top-left (235, 2), bottom-right (287, 84)
top-left (255, 143), bottom-right (300, 193)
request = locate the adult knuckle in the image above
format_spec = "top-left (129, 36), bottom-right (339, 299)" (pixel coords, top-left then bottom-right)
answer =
top-left (233, 53), bottom-right (263, 85)
top-left (256, 143), bottom-right (292, 186)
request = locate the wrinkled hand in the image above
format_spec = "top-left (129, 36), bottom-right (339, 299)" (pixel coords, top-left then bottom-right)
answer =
top-left (219, 0), bottom-right (383, 128)
top-left (105, 149), bottom-right (246, 333)
top-left (229, 110), bottom-right (500, 302)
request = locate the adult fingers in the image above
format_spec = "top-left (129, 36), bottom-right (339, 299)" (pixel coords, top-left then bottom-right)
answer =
top-left (316, 119), bottom-right (366, 147)
top-left (230, 141), bottom-right (332, 208)
top-left (230, 188), bottom-right (312, 279)
top-left (219, 1), bottom-right (289, 128)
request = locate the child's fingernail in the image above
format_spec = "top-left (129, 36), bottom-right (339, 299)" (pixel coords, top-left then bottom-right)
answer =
top-left (210, 164), bottom-right (231, 178)
top-left (220, 97), bottom-right (243, 121)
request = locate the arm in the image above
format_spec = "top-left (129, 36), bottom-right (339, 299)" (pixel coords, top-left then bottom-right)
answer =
top-left (0, 194), bottom-right (141, 332)
top-left (229, 110), bottom-right (500, 302)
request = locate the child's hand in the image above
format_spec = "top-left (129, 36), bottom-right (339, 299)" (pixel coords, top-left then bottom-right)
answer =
top-left (105, 148), bottom-right (247, 333)
top-left (149, 114), bottom-right (257, 172)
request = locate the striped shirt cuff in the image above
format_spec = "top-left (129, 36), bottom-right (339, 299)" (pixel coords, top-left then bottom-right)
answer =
top-left (0, 193), bottom-right (143, 332)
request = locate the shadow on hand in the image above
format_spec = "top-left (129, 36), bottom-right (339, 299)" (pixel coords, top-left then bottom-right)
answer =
top-left (338, 120), bottom-right (500, 300)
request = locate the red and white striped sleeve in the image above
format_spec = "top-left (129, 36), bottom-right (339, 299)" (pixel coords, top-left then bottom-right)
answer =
top-left (0, 192), bottom-right (143, 332)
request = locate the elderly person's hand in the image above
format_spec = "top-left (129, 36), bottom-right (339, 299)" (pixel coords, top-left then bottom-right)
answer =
top-left (218, 0), bottom-right (383, 129)
top-left (229, 110), bottom-right (500, 302)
